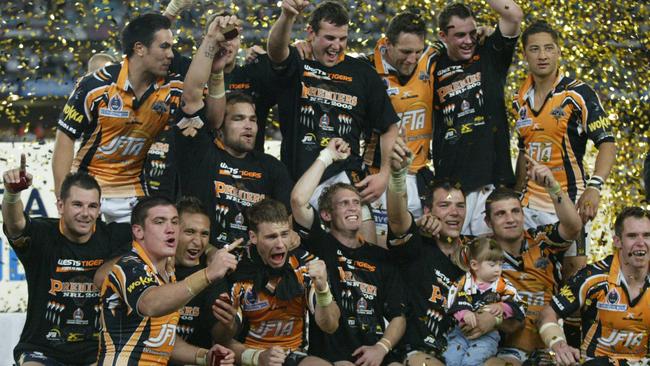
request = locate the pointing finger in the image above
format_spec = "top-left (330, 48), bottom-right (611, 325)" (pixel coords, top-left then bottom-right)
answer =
top-left (20, 153), bottom-right (26, 172)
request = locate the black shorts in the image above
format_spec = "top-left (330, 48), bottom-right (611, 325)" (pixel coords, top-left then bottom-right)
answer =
top-left (17, 351), bottom-right (94, 366)
top-left (284, 351), bottom-right (308, 366)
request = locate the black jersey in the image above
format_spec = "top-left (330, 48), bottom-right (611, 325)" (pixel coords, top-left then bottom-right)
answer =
top-left (174, 107), bottom-right (293, 247)
top-left (387, 217), bottom-right (467, 355)
top-left (143, 122), bottom-right (178, 200)
top-left (172, 260), bottom-right (228, 354)
top-left (4, 216), bottom-right (131, 364)
top-left (226, 55), bottom-right (277, 151)
top-left (295, 210), bottom-right (406, 362)
top-left (431, 27), bottom-right (517, 191)
top-left (271, 47), bottom-right (399, 181)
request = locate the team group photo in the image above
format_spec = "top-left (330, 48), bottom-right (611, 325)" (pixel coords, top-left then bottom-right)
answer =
top-left (0, 0), bottom-right (648, 365)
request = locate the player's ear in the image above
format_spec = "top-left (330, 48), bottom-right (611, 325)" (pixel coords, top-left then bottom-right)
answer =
top-left (132, 224), bottom-right (145, 241)
top-left (249, 230), bottom-right (257, 245)
top-left (612, 235), bottom-right (622, 250)
top-left (320, 209), bottom-right (332, 223)
top-left (133, 41), bottom-right (146, 57)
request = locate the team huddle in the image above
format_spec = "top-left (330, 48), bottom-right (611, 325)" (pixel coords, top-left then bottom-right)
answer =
top-left (3, 0), bottom-right (648, 365)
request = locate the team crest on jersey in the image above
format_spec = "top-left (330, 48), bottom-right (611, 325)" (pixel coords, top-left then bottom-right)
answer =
top-left (100, 94), bottom-right (129, 118)
top-left (356, 297), bottom-right (373, 315)
top-left (152, 101), bottom-right (168, 115)
top-left (550, 106), bottom-right (566, 121)
top-left (597, 288), bottom-right (627, 312)
top-left (515, 106), bottom-right (533, 130)
top-left (319, 114), bottom-right (334, 131)
top-left (230, 212), bottom-right (247, 231)
top-left (419, 71), bottom-right (430, 81)
top-left (386, 87), bottom-right (399, 96)
top-left (242, 286), bottom-right (269, 311)
top-left (110, 94), bottom-right (122, 110)
top-left (534, 257), bottom-right (549, 269)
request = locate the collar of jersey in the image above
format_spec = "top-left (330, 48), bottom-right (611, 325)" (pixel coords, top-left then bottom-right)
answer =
top-left (608, 250), bottom-right (650, 287)
top-left (214, 137), bottom-right (226, 149)
top-left (117, 56), bottom-right (165, 93)
top-left (374, 36), bottom-right (425, 76)
top-left (132, 240), bottom-right (175, 284)
top-left (58, 218), bottom-right (96, 241)
top-left (521, 70), bottom-right (564, 106)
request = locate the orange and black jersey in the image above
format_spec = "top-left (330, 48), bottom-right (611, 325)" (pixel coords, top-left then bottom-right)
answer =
top-left (361, 38), bottom-right (439, 174)
top-left (499, 222), bottom-right (571, 352)
top-left (98, 241), bottom-right (179, 365)
top-left (513, 74), bottom-right (615, 212)
top-left (58, 57), bottom-right (184, 198)
top-left (229, 248), bottom-right (317, 350)
top-left (447, 273), bottom-right (526, 322)
top-left (551, 254), bottom-right (650, 363)
top-left (387, 217), bottom-right (467, 355)
top-left (296, 209), bottom-right (406, 362)
top-left (5, 215), bottom-right (131, 365)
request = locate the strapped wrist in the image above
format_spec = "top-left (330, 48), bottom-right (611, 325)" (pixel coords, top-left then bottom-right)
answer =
top-left (242, 348), bottom-right (261, 366)
top-left (208, 72), bottom-right (225, 99)
top-left (317, 148), bottom-right (335, 167)
top-left (195, 348), bottom-right (208, 366)
top-left (547, 182), bottom-right (562, 197)
top-left (315, 284), bottom-right (333, 307)
top-left (586, 175), bottom-right (604, 191)
top-left (185, 268), bottom-right (211, 296)
top-left (3, 191), bottom-right (21, 204)
top-left (539, 322), bottom-right (566, 349)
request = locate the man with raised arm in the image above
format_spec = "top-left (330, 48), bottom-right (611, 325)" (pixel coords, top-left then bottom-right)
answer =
top-left (215, 198), bottom-right (338, 366)
top-left (483, 157), bottom-right (582, 366)
top-left (3, 155), bottom-right (132, 365)
top-left (291, 138), bottom-right (407, 365)
top-left (431, 1), bottom-right (523, 236)
top-left (267, 1), bottom-right (398, 209)
top-left (174, 14), bottom-right (293, 247)
top-left (386, 139), bottom-right (476, 366)
top-left (97, 196), bottom-right (238, 365)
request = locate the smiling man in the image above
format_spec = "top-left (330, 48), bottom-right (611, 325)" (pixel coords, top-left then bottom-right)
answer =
top-left (483, 158), bottom-right (582, 366)
top-left (52, 13), bottom-right (185, 223)
top-left (431, 1), bottom-right (523, 236)
top-left (98, 196), bottom-right (238, 365)
top-left (539, 207), bottom-right (650, 366)
top-left (360, 12), bottom-right (439, 241)
top-left (3, 156), bottom-right (132, 366)
top-left (386, 138), bottom-right (472, 366)
top-left (267, 0), bottom-right (399, 210)
top-left (291, 138), bottom-right (407, 365)
top-left (170, 196), bottom-right (240, 365)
